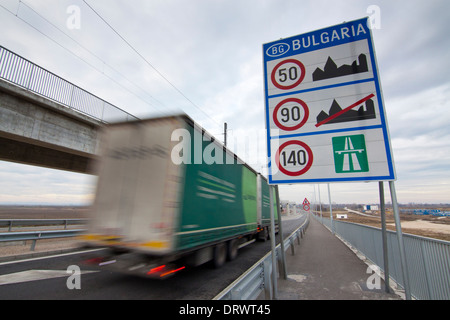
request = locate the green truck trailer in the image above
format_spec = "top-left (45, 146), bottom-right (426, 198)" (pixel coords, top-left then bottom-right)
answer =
top-left (82, 114), bottom-right (278, 278)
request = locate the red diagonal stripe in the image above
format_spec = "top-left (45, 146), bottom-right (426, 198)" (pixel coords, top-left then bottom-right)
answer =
top-left (315, 93), bottom-right (375, 127)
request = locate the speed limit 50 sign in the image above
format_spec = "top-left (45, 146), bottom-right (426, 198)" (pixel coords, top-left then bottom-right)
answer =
top-left (263, 17), bottom-right (396, 184)
top-left (270, 59), bottom-right (306, 90)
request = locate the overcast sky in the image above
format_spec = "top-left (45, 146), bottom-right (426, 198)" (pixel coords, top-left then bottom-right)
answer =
top-left (0, 0), bottom-right (449, 206)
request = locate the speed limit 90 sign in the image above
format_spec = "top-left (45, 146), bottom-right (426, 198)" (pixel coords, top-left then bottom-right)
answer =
top-left (273, 97), bottom-right (309, 131)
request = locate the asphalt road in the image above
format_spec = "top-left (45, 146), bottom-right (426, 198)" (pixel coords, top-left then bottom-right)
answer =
top-left (0, 214), bottom-right (306, 300)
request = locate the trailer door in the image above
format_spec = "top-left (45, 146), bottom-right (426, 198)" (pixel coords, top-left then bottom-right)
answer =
top-left (89, 118), bottom-right (183, 254)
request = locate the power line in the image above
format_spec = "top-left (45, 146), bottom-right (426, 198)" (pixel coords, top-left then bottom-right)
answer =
top-left (82, 0), bottom-right (222, 129)
top-left (22, 0), bottom-right (166, 112)
top-left (2, 0), bottom-right (223, 130)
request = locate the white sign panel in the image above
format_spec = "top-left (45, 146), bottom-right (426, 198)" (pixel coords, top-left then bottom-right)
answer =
top-left (263, 17), bottom-right (396, 184)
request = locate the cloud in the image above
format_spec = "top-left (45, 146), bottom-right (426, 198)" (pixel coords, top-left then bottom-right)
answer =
top-left (0, 0), bottom-right (449, 205)
top-left (387, 83), bottom-right (450, 138)
top-left (0, 162), bottom-right (96, 205)
top-left (385, 83), bottom-right (450, 194)
top-left (373, 1), bottom-right (450, 99)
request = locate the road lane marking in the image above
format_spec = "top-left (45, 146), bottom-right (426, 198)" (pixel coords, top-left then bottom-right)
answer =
top-left (0, 248), bottom-right (104, 266)
top-left (0, 269), bottom-right (98, 286)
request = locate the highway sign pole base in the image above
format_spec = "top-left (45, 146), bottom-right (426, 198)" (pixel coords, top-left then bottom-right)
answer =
top-left (269, 185), bottom-right (278, 300)
top-left (275, 185), bottom-right (288, 280)
top-left (379, 182), bottom-right (391, 293)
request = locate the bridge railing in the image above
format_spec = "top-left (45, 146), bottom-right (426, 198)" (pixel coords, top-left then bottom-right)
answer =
top-left (316, 214), bottom-right (450, 300)
top-left (0, 46), bottom-right (138, 123)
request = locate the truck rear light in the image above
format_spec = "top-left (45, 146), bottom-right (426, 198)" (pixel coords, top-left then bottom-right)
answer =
top-left (147, 264), bottom-right (185, 278)
top-left (147, 265), bottom-right (166, 274)
top-left (160, 266), bottom-right (185, 278)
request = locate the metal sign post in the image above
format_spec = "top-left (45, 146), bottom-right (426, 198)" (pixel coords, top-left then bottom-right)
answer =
top-left (327, 184), bottom-right (334, 234)
top-left (378, 181), bottom-right (390, 293)
top-left (318, 184), bottom-right (323, 224)
top-left (268, 185), bottom-right (278, 299)
top-left (389, 181), bottom-right (412, 300)
top-left (275, 185), bottom-right (288, 280)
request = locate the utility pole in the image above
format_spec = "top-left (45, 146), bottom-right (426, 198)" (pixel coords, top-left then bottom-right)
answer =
top-left (224, 122), bottom-right (227, 147)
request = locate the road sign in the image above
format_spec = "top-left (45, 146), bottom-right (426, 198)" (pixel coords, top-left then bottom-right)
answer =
top-left (275, 140), bottom-right (313, 177)
top-left (273, 98), bottom-right (309, 131)
top-left (302, 198), bottom-right (310, 211)
top-left (332, 134), bottom-right (369, 173)
top-left (263, 17), bottom-right (396, 184)
top-left (271, 59), bottom-right (306, 90)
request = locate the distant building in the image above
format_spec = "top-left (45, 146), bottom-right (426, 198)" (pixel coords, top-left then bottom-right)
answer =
top-left (363, 205), bottom-right (379, 212)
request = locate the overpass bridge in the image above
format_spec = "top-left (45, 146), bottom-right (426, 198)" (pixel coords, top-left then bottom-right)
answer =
top-left (0, 46), bottom-right (138, 174)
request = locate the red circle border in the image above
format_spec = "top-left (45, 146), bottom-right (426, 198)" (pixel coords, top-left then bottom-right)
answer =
top-left (270, 59), bottom-right (306, 90)
top-left (275, 140), bottom-right (313, 177)
top-left (273, 98), bottom-right (309, 131)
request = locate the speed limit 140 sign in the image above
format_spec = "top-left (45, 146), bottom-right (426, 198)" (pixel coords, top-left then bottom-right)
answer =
top-left (263, 17), bottom-right (396, 185)
top-left (275, 140), bottom-right (313, 177)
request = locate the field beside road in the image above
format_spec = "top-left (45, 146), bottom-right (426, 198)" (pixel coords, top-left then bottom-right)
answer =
top-left (0, 206), bottom-right (89, 220)
top-left (318, 209), bottom-right (450, 241)
top-left (0, 206), bottom-right (88, 258)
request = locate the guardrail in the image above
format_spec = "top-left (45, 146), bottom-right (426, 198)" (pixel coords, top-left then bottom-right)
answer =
top-left (0, 219), bottom-right (88, 232)
top-left (0, 46), bottom-right (139, 123)
top-left (317, 214), bottom-right (450, 300)
top-left (0, 229), bottom-right (86, 251)
top-left (214, 214), bottom-right (310, 300)
top-left (0, 219), bottom-right (88, 251)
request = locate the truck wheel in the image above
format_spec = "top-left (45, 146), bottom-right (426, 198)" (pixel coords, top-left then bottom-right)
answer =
top-left (213, 242), bottom-right (227, 268)
top-left (227, 239), bottom-right (239, 261)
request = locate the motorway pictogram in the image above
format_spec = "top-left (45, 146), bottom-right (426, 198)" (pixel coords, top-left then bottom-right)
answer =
top-left (332, 134), bottom-right (369, 173)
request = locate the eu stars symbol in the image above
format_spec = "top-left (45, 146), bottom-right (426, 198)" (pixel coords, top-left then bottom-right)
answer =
top-left (332, 134), bottom-right (369, 173)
